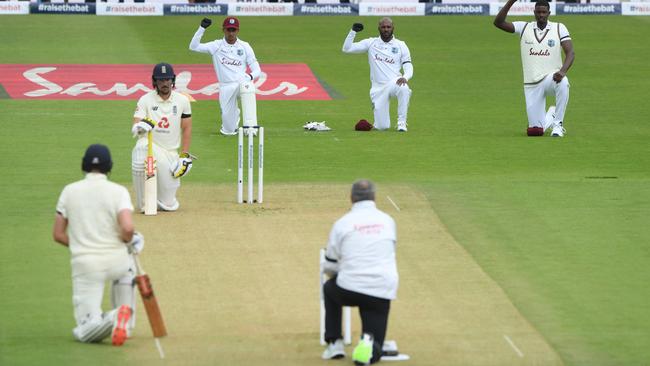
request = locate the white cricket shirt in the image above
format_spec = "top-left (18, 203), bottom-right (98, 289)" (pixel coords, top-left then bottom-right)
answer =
top-left (325, 200), bottom-right (398, 300)
top-left (342, 30), bottom-right (413, 86)
top-left (56, 173), bottom-right (133, 276)
top-left (189, 27), bottom-right (261, 84)
top-left (133, 90), bottom-right (191, 151)
top-left (514, 21), bottom-right (571, 84)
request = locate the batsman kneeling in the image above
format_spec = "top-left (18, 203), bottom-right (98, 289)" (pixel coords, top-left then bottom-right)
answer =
top-left (131, 63), bottom-right (194, 213)
top-left (54, 144), bottom-right (145, 346)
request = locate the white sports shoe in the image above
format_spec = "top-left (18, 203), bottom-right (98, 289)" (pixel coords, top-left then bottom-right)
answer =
top-left (551, 122), bottom-right (565, 137)
top-left (220, 128), bottom-right (237, 136)
top-left (322, 339), bottom-right (346, 360)
top-left (544, 106), bottom-right (556, 131)
top-left (396, 121), bottom-right (408, 132)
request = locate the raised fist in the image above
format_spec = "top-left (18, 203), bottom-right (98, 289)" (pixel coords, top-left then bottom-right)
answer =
top-left (352, 23), bottom-right (364, 32)
top-left (201, 18), bottom-right (212, 29)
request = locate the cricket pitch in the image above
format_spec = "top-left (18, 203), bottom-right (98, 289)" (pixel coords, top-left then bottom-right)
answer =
top-left (129, 183), bottom-right (563, 366)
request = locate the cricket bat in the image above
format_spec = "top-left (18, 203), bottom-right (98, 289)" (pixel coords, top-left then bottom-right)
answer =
top-left (133, 253), bottom-right (167, 338)
top-left (144, 131), bottom-right (157, 215)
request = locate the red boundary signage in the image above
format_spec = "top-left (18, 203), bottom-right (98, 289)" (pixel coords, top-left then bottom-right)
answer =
top-left (0, 64), bottom-right (331, 100)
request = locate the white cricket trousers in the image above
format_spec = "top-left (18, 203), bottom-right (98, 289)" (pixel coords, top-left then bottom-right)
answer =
top-left (132, 138), bottom-right (180, 212)
top-left (370, 80), bottom-right (411, 130)
top-left (219, 82), bottom-right (241, 134)
top-left (71, 258), bottom-right (135, 342)
top-left (524, 73), bottom-right (570, 128)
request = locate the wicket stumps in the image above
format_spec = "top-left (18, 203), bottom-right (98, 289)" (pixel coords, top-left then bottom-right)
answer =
top-left (237, 126), bottom-right (264, 204)
top-left (319, 248), bottom-right (352, 345)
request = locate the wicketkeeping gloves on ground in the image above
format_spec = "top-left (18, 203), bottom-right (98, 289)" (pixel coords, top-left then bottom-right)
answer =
top-left (131, 117), bottom-right (156, 137)
top-left (352, 23), bottom-right (364, 32)
top-left (128, 231), bottom-right (145, 254)
top-left (172, 152), bottom-right (193, 178)
top-left (201, 18), bottom-right (212, 29)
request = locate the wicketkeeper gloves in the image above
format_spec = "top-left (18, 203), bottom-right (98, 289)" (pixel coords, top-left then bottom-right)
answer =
top-left (352, 23), bottom-right (364, 32)
top-left (172, 152), bottom-right (194, 178)
top-left (131, 117), bottom-right (156, 137)
top-left (201, 18), bottom-right (212, 29)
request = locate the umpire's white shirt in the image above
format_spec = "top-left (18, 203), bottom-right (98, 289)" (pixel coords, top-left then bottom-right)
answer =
top-left (56, 173), bottom-right (133, 276)
top-left (326, 200), bottom-right (398, 300)
top-left (189, 27), bottom-right (261, 84)
top-left (342, 30), bottom-right (413, 87)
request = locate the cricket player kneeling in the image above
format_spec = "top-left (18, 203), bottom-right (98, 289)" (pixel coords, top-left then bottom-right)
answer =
top-left (54, 144), bottom-right (142, 346)
top-left (131, 62), bottom-right (194, 213)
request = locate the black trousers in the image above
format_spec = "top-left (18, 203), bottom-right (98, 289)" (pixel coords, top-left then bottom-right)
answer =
top-left (323, 276), bottom-right (390, 363)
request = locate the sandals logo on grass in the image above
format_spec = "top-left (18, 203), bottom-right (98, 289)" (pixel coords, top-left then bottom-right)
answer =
top-left (0, 64), bottom-right (332, 100)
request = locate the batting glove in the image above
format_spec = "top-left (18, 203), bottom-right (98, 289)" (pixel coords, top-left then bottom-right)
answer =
top-left (128, 231), bottom-right (145, 254)
top-left (352, 23), bottom-right (364, 32)
top-left (201, 18), bottom-right (212, 29)
top-left (131, 117), bottom-right (156, 137)
top-left (172, 152), bottom-right (193, 178)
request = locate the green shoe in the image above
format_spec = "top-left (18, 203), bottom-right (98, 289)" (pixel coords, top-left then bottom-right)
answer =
top-left (352, 333), bottom-right (374, 365)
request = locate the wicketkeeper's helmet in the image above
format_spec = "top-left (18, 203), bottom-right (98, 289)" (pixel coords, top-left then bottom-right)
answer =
top-left (151, 62), bottom-right (176, 87)
top-left (82, 144), bottom-right (113, 174)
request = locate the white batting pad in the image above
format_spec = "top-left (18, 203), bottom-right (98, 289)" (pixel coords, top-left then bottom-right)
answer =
top-left (240, 81), bottom-right (258, 127)
top-left (111, 263), bottom-right (136, 331)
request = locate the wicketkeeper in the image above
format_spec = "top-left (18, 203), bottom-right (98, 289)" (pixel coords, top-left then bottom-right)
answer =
top-left (131, 63), bottom-right (194, 212)
top-left (53, 144), bottom-right (144, 345)
top-left (189, 16), bottom-right (262, 136)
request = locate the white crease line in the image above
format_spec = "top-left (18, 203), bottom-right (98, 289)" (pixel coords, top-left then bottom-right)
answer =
top-left (386, 196), bottom-right (401, 212)
top-left (503, 335), bottom-right (524, 358)
top-left (155, 338), bottom-right (165, 359)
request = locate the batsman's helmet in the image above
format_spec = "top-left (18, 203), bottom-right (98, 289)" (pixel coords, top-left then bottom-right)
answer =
top-left (82, 144), bottom-right (113, 174)
top-left (151, 62), bottom-right (176, 87)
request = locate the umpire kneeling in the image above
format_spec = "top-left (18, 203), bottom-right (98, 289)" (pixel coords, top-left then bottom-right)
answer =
top-left (321, 179), bottom-right (399, 365)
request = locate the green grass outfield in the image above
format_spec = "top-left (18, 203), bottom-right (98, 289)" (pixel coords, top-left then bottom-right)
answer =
top-left (1, 14), bottom-right (649, 366)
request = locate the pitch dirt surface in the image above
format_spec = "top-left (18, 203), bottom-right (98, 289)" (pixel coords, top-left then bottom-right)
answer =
top-left (129, 183), bottom-right (562, 366)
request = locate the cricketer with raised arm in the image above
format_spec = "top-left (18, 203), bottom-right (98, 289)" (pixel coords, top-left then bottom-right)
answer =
top-left (494, 0), bottom-right (575, 137)
top-left (189, 16), bottom-right (262, 136)
top-left (342, 18), bottom-right (413, 132)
